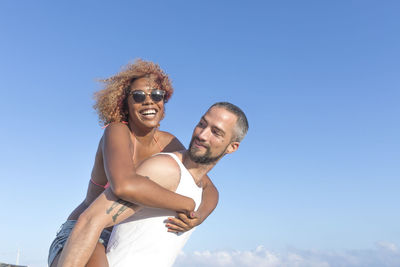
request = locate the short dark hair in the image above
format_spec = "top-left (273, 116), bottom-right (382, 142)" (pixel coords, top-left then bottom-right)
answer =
top-left (209, 102), bottom-right (249, 142)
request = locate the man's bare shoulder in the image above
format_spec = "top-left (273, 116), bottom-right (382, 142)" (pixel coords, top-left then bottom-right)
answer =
top-left (136, 153), bottom-right (181, 191)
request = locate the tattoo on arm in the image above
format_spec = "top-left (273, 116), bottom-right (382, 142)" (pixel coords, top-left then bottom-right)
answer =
top-left (105, 178), bottom-right (151, 222)
top-left (106, 199), bottom-right (133, 222)
top-left (112, 203), bottom-right (132, 222)
top-left (106, 199), bottom-right (125, 214)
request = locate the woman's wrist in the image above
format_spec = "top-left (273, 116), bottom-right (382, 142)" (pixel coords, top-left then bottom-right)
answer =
top-left (183, 198), bottom-right (196, 215)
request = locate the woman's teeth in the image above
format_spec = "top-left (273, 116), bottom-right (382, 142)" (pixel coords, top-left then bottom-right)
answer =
top-left (140, 109), bottom-right (157, 116)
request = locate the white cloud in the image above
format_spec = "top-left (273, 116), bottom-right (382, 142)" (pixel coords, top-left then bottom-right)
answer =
top-left (174, 242), bottom-right (400, 267)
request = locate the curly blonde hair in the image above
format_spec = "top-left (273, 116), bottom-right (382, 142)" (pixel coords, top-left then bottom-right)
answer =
top-left (93, 59), bottom-right (174, 125)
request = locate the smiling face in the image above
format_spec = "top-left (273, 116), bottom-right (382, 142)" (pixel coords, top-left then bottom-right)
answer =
top-left (188, 106), bottom-right (240, 164)
top-left (126, 77), bottom-right (165, 132)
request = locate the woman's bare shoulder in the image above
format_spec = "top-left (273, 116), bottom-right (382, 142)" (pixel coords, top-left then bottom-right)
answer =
top-left (156, 130), bottom-right (175, 139)
top-left (101, 122), bottom-right (134, 152)
top-left (156, 130), bottom-right (186, 152)
top-left (103, 122), bottom-right (131, 137)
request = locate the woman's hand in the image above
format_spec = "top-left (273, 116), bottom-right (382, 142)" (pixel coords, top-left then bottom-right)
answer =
top-left (166, 211), bottom-right (202, 233)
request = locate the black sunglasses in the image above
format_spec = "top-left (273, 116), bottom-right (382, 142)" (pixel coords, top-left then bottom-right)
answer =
top-left (129, 89), bottom-right (166, 103)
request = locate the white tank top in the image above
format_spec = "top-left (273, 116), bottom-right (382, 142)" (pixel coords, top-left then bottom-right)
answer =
top-left (106, 152), bottom-right (203, 267)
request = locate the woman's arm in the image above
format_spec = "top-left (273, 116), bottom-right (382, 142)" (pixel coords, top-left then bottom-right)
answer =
top-left (103, 123), bottom-right (195, 213)
top-left (58, 153), bottom-right (184, 267)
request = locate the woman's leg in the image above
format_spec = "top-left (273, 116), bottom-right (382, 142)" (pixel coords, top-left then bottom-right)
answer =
top-left (86, 242), bottom-right (109, 267)
top-left (57, 188), bottom-right (141, 267)
top-left (50, 252), bottom-right (61, 267)
top-left (52, 242), bottom-right (109, 267)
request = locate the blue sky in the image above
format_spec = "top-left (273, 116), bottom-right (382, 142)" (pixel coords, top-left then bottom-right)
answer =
top-left (0, 1), bottom-right (399, 266)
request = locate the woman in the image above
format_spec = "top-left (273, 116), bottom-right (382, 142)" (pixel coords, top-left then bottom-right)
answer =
top-left (48, 59), bottom-right (219, 267)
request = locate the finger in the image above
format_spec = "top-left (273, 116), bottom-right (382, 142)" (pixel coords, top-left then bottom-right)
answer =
top-left (167, 217), bottom-right (188, 228)
top-left (167, 228), bottom-right (180, 233)
top-left (177, 213), bottom-right (191, 224)
top-left (177, 213), bottom-right (200, 227)
top-left (166, 223), bottom-right (185, 232)
top-left (189, 211), bottom-right (199, 219)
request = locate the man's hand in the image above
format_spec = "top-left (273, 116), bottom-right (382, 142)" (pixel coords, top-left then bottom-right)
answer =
top-left (166, 211), bottom-right (202, 233)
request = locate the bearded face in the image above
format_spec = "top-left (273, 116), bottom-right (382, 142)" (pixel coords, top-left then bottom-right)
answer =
top-left (187, 136), bottom-right (227, 164)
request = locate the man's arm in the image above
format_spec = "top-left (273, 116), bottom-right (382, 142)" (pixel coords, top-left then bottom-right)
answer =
top-left (159, 134), bottom-right (220, 232)
top-left (197, 175), bottom-right (219, 221)
top-left (57, 154), bottom-right (182, 267)
top-left (167, 175), bottom-right (219, 232)
top-left (159, 135), bottom-right (219, 232)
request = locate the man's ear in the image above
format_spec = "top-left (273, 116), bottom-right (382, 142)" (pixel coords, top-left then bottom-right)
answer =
top-left (225, 141), bottom-right (239, 154)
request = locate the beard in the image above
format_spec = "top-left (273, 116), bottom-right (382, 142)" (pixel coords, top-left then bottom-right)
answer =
top-left (188, 137), bottom-right (226, 164)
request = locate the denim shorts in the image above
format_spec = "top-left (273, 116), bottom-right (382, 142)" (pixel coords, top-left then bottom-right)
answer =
top-left (48, 220), bottom-right (111, 266)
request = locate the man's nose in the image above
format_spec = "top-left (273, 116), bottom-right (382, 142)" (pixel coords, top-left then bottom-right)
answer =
top-left (197, 127), bottom-right (211, 141)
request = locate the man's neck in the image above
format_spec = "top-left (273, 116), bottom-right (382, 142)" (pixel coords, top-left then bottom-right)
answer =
top-left (181, 151), bottom-right (216, 186)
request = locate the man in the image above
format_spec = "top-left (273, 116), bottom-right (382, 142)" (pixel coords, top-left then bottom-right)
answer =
top-left (57, 102), bottom-right (249, 267)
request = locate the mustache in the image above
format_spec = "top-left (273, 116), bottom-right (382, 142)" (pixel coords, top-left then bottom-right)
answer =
top-left (192, 137), bottom-right (210, 149)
